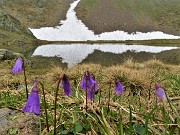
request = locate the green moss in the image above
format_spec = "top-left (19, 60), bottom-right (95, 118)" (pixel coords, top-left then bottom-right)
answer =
top-left (8, 128), bottom-right (18, 135)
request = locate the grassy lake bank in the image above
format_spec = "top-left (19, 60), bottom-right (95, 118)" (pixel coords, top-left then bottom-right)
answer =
top-left (0, 59), bottom-right (179, 134)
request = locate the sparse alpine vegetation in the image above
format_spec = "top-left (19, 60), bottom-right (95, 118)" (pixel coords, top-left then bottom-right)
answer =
top-left (0, 58), bottom-right (180, 134)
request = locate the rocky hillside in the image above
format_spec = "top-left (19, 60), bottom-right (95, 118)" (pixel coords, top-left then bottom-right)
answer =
top-left (0, 12), bottom-right (36, 45)
top-left (76, 0), bottom-right (180, 36)
top-left (0, 0), bottom-right (73, 28)
top-left (0, 0), bottom-right (73, 45)
top-left (0, 12), bottom-right (34, 36)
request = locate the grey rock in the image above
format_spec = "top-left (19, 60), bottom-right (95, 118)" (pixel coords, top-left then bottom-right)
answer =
top-left (0, 11), bottom-right (35, 38)
top-left (0, 49), bottom-right (22, 60)
top-left (0, 55), bottom-right (3, 60)
top-left (0, 108), bottom-right (40, 135)
top-left (36, 0), bottom-right (45, 8)
top-left (0, 33), bottom-right (8, 38)
top-left (0, 0), bottom-right (5, 5)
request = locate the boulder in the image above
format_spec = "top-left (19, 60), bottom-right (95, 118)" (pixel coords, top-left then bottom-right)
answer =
top-left (0, 11), bottom-right (35, 38)
top-left (0, 0), bottom-right (5, 5)
top-left (0, 49), bottom-right (22, 60)
top-left (0, 33), bottom-right (8, 38)
top-left (0, 108), bottom-right (40, 135)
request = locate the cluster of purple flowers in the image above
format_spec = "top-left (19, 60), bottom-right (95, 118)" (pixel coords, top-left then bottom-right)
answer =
top-left (11, 57), bottom-right (167, 115)
top-left (80, 71), bottom-right (98, 101)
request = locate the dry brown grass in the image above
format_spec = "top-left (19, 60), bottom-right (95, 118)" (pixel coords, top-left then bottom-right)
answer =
top-left (1, 59), bottom-right (179, 97)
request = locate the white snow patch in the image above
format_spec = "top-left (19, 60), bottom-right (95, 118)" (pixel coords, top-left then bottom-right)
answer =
top-left (29, 0), bottom-right (180, 41)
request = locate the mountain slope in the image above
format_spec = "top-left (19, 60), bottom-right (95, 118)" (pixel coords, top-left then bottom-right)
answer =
top-left (0, 0), bottom-right (73, 45)
top-left (75, 0), bottom-right (180, 35)
top-left (0, 0), bottom-right (73, 28)
top-left (0, 12), bottom-right (36, 45)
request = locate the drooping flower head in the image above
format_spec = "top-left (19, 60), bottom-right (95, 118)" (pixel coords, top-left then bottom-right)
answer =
top-left (115, 80), bottom-right (124, 94)
top-left (11, 57), bottom-right (23, 74)
top-left (61, 74), bottom-right (72, 96)
top-left (22, 79), bottom-right (40, 115)
top-left (80, 71), bottom-right (98, 91)
top-left (155, 83), bottom-right (166, 102)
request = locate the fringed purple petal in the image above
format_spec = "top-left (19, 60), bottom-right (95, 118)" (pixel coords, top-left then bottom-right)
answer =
top-left (87, 89), bottom-right (94, 101)
top-left (115, 80), bottom-right (124, 95)
top-left (61, 74), bottom-right (72, 96)
top-left (62, 80), bottom-right (72, 96)
top-left (80, 73), bottom-right (86, 90)
top-left (11, 57), bottom-right (23, 74)
top-left (93, 81), bottom-right (98, 91)
top-left (155, 83), bottom-right (161, 90)
top-left (22, 87), bottom-right (40, 115)
top-left (155, 83), bottom-right (166, 102)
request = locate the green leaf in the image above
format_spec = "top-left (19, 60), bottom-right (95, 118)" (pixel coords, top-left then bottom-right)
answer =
top-left (129, 105), bottom-right (133, 134)
top-left (69, 127), bottom-right (74, 133)
top-left (74, 121), bottom-right (83, 132)
top-left (61, 130), bottom-right (68, 135)
top-left (145, 106), bottom-right (157, 134)
top-left (133, 124), bottom-right (146, 135)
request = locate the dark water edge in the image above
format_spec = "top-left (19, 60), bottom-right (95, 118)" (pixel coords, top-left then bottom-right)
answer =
top-left (81, 49), bottom-right (180, 66)
top-left (0, 42), bottom-right (180, 70)
top-left (44, 39), bottom-right (180, 46)
top-left (0, 43), bottom-right (67, 69)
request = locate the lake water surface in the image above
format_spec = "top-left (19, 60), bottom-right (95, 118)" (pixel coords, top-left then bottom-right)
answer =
top-left (32, 44), bottom-right (180, 68)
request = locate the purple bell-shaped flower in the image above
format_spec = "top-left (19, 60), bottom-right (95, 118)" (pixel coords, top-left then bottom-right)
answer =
top-left (80, 71), bottom-right (98, 91)
top-left (22, 79), bottom-right (40, 115)
top-left (61, 74), bottom-right (72, 96)
top-left (115, 80), bottom-right (124, 94)
top-left (11, 57), bottom-right (23, 74)
top-left (87, 88), bottom-right (95, 101)
top-left (155, 83), bottom-right (167, 102)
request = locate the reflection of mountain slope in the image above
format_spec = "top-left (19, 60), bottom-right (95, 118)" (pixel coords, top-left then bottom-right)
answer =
top-left (32, 44), bottom-right (95, 67)
top-left (157, 49), bottom-right (180, 65)
top-left (32, 44), bottom-right (179, 67)
top-left (81, 49), bottom-right (180, 66)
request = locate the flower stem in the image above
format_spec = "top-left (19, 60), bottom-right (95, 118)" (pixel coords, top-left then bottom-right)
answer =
top-left (85, 71), bottom-right (88, 117)
top-left (149, 81), bottom-right (153, 100)
top-left (98, 89), bottom-right (101, 105)
top-left (54, 77), bottom-right (61, 135)
top-left (39, 82), bottom-right (49, 132)
top-left (21, 57), bottom-right (28, 99)
top-left (107, 82), bottom-right (111, 114)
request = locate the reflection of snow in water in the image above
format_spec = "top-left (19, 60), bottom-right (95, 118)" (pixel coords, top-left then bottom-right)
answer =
top-left (32, 44), bottom-right (178, 67)
top-left (29, 0), bottom-right (180, 41)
